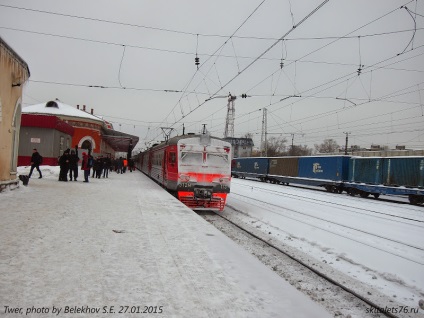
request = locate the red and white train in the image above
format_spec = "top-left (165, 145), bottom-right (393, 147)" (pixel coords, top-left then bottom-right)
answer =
top-left (134, 133), bottom-right (232, 211)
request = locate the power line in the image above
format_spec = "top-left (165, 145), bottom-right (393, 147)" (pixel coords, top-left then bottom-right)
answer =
top-left (6, 1), bottom-right (422, 148)
top-left (149, 0), bottom-right (268, 140)
top-left (170, 0), bottom-right (330, 135)
top-left (3, 25), bottom-right (423, 74)
top-left (27, 79), bottom-right (192, 93)
top-left (2, 3), bottom-right (421, 41)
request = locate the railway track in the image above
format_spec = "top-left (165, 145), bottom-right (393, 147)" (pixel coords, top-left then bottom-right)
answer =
top-left (230, 192), bottom-right (424, 262)
top-left (234, 181), bottom-right (424, 224)
top-left (234, 177), bottom-right (424, 208)
top-left (198, 209), bottom-right (423, 318)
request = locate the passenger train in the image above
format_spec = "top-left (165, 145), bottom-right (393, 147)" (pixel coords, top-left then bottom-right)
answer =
top-left (134, 133), bottom-right (232, 211)
top-left (232, 155), bottom-right (424, 205)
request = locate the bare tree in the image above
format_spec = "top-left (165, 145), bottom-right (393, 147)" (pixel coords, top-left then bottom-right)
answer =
top-left (314, 139), bottom-right (340, 153)
top-left (242, 132), bottom-right (253, 139)
top-left (265, 136), bottom-right (288, 157)
top-left (290, 145), bottom-right (312, 156)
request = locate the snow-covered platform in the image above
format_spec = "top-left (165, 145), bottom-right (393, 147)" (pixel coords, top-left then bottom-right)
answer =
top-left (0, 168), bottom-right (331, 317)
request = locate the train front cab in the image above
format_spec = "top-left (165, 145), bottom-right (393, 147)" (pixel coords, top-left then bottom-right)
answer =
top-left (176, 138), bottom-right (231, 211)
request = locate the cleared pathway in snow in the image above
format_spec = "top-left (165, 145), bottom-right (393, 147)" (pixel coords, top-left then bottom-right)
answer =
top-left (0, 167), bottom-right (331, 318)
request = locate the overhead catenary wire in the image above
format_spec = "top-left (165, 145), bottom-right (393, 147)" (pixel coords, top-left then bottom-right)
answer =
top-left (118, 45), bottom-right (126, 88)
top-left (2, 3), bottom-right (421, 41)
top-left (170, 0), bottom-right (331, 140)
top-left (206, 46), bottom-right (424, 142)
top-left (148, 0), bottom-right (268, 141)
top-left (400, 5), bottom-right (417, 53)
top-left (4, 1), bottom-right (422, 149)
top-left (206, 79), bottom-right (424, 145)
top-left (2, 25), bottom-right (423, 71)
top-left (243, 1), bottom-right (416, 99)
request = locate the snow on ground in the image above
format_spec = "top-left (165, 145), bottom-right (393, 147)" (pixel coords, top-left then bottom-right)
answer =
top-left (224, 178), bottom-right (424, 311)
top-left (0, 166), bottom-right (332, 318)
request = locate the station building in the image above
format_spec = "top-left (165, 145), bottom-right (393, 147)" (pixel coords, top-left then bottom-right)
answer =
top-left (19, 100), bottom-right (139, 166)
top-left (0, 36), bottom-right (30, 191)
top-left (223, 137), bottom-right (254, 158)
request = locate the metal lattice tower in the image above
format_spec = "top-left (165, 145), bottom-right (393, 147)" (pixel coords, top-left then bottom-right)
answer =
top-left (224, 93), bottom-right (237, 138)
top-left (260, 108), bottom-right (267, 156)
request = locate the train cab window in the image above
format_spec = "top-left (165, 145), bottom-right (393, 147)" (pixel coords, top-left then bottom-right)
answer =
top-left (181, 152), bottom-right (202, 164)
top-left (208, 153), bottom-right (229, 166)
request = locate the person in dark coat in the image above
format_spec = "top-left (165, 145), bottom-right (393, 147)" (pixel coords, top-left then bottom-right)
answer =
top-left (95, 156), bottom-right (103, 179)
top-left (68, 147), bottom-right (80, 181)
top-left (103, 155), bottom-right (111, 178)
top-left (116, 157), bottom-right (123, 174)
top-left (28, 148), bottom-right (43, 179)
top-left (58, 149), bottom-right (70, 181)
top-left (128, 158), bottom-right (135, 172)
top-left (81, 152), bottom-right (91, 182)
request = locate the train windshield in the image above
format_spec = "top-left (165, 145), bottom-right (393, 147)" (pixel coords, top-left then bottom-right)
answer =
top-left (180, 152), bottom-right (202, 165)
top-left (207, 153), bottom-right (229, 167)
top-left (180, 151), bottom-right (229, 167)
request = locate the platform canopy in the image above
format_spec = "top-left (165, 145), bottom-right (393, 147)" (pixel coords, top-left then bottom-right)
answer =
top-left (101, 128), bottom-right (139, 152)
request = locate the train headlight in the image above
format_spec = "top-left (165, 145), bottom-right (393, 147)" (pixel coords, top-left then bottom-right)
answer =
top-left (219, 177), bottom-right (230, 183)
top-left (179, 174), bottom-right (190, 182)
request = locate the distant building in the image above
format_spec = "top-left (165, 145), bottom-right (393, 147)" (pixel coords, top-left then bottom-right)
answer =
top-left (19, 114), bottom-right (74, 166)
top-left (223, 137), bottom-right (254, 158)
top-left (0, 37), bottom-right (30, 191)
top-left (19, 100), bottom-right (139, 165)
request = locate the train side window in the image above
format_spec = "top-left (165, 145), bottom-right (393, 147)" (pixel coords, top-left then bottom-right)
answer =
top-left (169, 152), bottom-right (176, 164)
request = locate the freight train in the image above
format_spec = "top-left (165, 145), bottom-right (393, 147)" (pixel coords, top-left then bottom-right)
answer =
top-left (231, 155), bottom-right (424, 205)
top-left (134, 133), bottom-right (232, 211)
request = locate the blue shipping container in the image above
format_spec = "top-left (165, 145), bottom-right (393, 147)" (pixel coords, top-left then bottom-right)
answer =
top-left (232, 157), bottom-right (269, 176)
top-left (298, 156), bottom-right (350, 181)
top-left (348, 157), bottom-right (383, 184)
top-left (382, 157), bottom-right (424, 188)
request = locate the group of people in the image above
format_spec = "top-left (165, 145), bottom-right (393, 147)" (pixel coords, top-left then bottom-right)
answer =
top-left (58, 147), bottom-right (80, 181)
top-left (59, 147), bottom-right (113, 183)
top-left (91, 155), bottom-right (112, 179)
top-left (112, 157), bottom-right (135, 174)
top-left (28, 147), bottom-right (131, 184)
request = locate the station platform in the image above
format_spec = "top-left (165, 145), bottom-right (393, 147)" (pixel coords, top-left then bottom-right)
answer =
top-left (0, 167), bottom-right (331, 317)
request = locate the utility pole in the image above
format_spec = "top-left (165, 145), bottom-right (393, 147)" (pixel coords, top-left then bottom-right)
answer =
top-left (260, 108), bottom-right (267, 156)
top-left (343, 132), bottom-right (351, 155)
top-left (224, 93), bottom-right (237, 138)
top-left (291, 133), bottom-right (295, 155)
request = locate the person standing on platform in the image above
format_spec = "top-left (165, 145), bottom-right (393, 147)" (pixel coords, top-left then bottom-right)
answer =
top-left (123, 158), bottom-right (128, 173)
top-left (81, 152), bottom-right (91, 182)
top-left (69, 146), bottom-right (80, 181)
top-left (95, 156), bottom-right (103, 179)
top-left (28, 148), bottom-right (43, 179)
top-left (58, 149), bottom-right (70, 181)
top-left (128, 158), bottom-right (135, 172)
top-left (103, 155), bottom-right (111, 178)
top-left (116, 157), bottom-right (123, 174)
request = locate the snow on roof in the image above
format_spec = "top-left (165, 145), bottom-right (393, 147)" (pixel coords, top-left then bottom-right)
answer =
top-left (22, 100), bottom-right (103, 123)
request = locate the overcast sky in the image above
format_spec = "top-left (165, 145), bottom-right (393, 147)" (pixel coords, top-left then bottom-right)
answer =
top-left (1, 0), bottom-right (423, 151)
